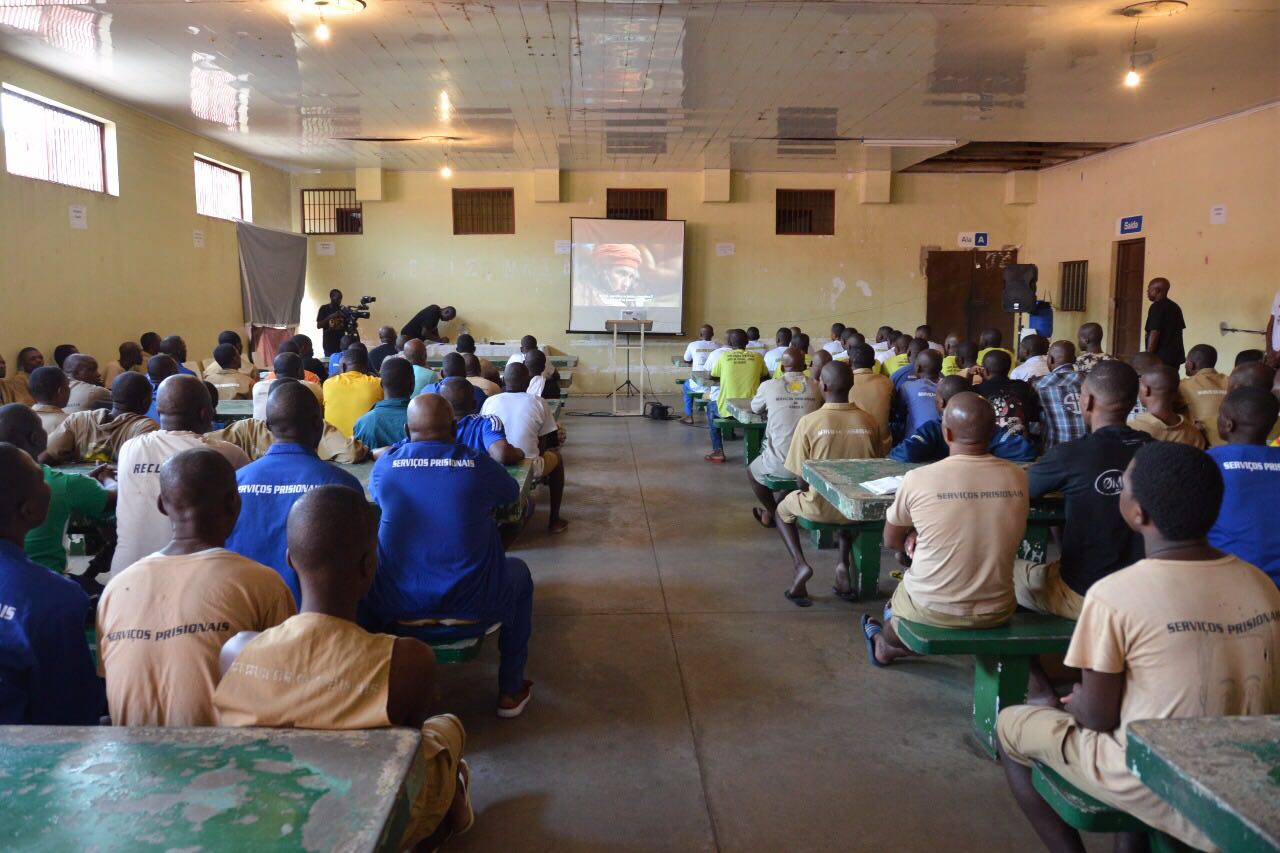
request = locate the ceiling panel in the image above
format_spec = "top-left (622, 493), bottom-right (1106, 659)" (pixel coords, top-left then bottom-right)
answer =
top-left (0, 0), bottom-right (1275, 172)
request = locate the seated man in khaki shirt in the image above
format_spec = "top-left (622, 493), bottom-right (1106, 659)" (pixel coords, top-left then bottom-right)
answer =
top-left (847, 343), bottom-right (893, 455)
top-left (862, 393), bottom-right (1030, 665)
top-left (103, 341), bottom-right (146, 388)
top-left (997, 441), bottom-right (1280, 852)
top-left (1179, 343), bottom-right (1229, 445)
top-left (42, 372), bottom-right (158, 464)
top-left (28, 366), bottom-right (70, 436)
top-left (204, 343), bottom-right (256, 401)
top-left (209, 378), bottom-right (370, 464)
top-left (252, 352), bottom-right (323, 420)
top-left (215, 486), bottom-right (475, 850)
top-left (1129, 364), bottom-right (1206, 448)
top-left (774, 360), bottom-right (883, 606)
top-left (62, 354), bottom-right (112, 414)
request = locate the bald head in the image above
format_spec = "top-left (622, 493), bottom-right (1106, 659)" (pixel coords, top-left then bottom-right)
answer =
top-left (1138, 365), bottom-right (1180, 413)
top-left (0, 403), bottom-right (46, 459)
top-left (402, 339), bottom-right (426, 365)
top-left (1047, 340), bottom-right (1076, 370)
top-left (0, 441), bottom-right (50, 539)
top-left (818, 360), bottom-right (853, 400)
top-left (287, 485), bottom-right (377, 593)
top-left (157, 448), bottom-right (239, 541)
top-left (266, 380), bottom-right (325, 449)
top-left (1186, 344), bottom-right (1217, 373)
top-left (520, 334), bottom-right (538, 353)
top-left (504, 362), bottom-right (531, 393)
top-left (1230, 361), bottom-right (1276, 392)
top-left (159, 335), bottom-right (187, 364)
top-left (112, 371), bottom-right (153, 415)
top-left (440, 352), bottom-right (466, 379)
top-left (942, 392), bottom-right (996, 450)
top-left (63, 353), bottom-right (100, 385)
top-left (781, 346), bottom-right (806, 374)
top-left (812, 349), bottom-right (833, 377)
top-left (438, 377), bottom-right (477, 417)
top-left (406, 393), bottom-right (455, 442)
top-left (378, 325), bottom-right (396, 345)
top-left (156, 374), bottom-right (214, 432)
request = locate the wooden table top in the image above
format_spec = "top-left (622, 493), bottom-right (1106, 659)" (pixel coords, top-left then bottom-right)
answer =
top-left (802, 458), bottom-right (1065, 523)
top-left (0, 725), bottom-right (423, 852)
top-left (722, 398), bottom-right (764, 425)
top-left (1126, 716), bottom-right (1280, 853)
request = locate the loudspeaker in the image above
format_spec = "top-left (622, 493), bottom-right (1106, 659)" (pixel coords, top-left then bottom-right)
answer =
top-left (1002, 264), bottom-right (1038, 312)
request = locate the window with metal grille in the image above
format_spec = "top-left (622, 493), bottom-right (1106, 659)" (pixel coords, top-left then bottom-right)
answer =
top-left (1, 86), bottom-right (108, 193)
top-left (301, 188), bottom-right (363, 235)
top-left (452, 188), bottom-right (514, 235)
top-left (1059, 260), bottom-right (1088, 311)
top-left (194, 155), bottom-right (247, 221)
top-left (776, 189), bottom-right (835, 235)
top-left (607, 188), bottom-right (666, 220)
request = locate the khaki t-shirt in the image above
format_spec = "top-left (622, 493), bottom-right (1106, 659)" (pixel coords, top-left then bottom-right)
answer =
top-left (214, 612), bottom-right (394, 729)
top-left (32, 403), bottom-right (68, 436)
top-left (750, 373), bottom-right (821, 477)
top-left (98, 547), bottom-right (295, 726)
top-left (204, 365), bottom-right (256, 400)
top-left (207, 418), bottom-right (369, 464)
top-left (784, 403), bottom-right (881, 524)
top-left (45, 409), bottom-right (158, 464)
top-left (848, 368), bottom-right (893, 455)
top-left (1064, 555), bottom-right (1280, 822)
top-left (887, 454), bottom-right (1028, 615)
top-left (1128, 411), bottom-right (1207, 449)
top-left (65, 379), bottom-right (112, 415)
top-left (1179, 369), bottom-right (1229, 446)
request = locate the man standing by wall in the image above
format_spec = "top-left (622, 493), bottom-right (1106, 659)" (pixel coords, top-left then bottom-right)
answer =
top-left (1144, 277), bottom-right (1186, 369)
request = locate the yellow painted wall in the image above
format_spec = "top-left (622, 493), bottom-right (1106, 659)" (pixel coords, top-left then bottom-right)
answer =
top-left (1023, 104), bottom-right (1279, 363)
top-left (295, 169), bottom-right (1029, 392)
top-left (0, 55), bottom-right (293, 372)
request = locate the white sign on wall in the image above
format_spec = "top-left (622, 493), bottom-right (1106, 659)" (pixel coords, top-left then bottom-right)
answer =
top-left (1209, 204), bottom-right (1227, 225)
top-left (69, 206), bottom-right (88, 230)
top-left (554, 240), bottom-right (571, 255)
top-left (316, 241), bottom-right (336, 256)
top-left (715, 242), bottom-right (736, 256)
top-left (193, 229), bottom-right (205, 248)
top-left (957, 231), bottom-right (988, 249)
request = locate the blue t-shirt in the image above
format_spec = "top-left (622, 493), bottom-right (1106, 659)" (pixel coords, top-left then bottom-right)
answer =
top-left (0, 540), bottom-right (105, 724)
top-left (455, 413), bottom-right (506, 455)
top-left (224, 443), bottom-right (364, 605)
top-left (328, 351), bottom-right (343, 376)
top-left (365, 440), bottom-right (518, 620)
top-left (898, 377), bottom-right (939, 441)
top-left (419, 380), bottom-right (486, 411)
top-left (353, 398), bottom-right (411, 450)
top-left (889, 418), bottom-right (1038, 463)
top-left (1208, 444), bottom-right (1280, 586)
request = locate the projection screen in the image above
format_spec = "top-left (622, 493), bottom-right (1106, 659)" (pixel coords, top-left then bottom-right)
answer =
top-left (568, 217), bottom-right (686, 334)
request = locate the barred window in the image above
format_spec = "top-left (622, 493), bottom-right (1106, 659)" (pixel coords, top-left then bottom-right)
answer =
top-left (1, 86), bottom-right (107, 193)
top-left (302, 188), bottom-right (363, 235)
top-left (452, 188), bottom-right (514, 235)
top-left (776, 189), bottom-right (834, 235)
top-left (194, 155), bottom-right (247, 221)
top-left (607, 188), bottom-right (666, 220)
top-left (1059, 260), bottom-right (1088, 311)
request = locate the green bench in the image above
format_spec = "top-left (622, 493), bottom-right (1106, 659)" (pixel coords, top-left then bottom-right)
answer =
top-left (761, 474), bottom-right (797, 492)
top-left (793, 517), bottom-right (881, 600)
top-left (894, 613), bottom-right (1076, 758)
top-left (713, 417), bottom-right (762, 462)
top-left (1032, 764), bottom-right (1186, 850)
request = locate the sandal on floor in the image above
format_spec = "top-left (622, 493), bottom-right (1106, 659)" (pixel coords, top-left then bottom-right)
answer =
top-left (861, 614), bottom-right (888, 668)
top-left (704, 453), bottom-right (726, 463)
top-left (784, 589), bottom-right (813, 608)
top-left (832, 586), bottom-right (859, 602)
top-left (752, 507), bottom-right (776, 529)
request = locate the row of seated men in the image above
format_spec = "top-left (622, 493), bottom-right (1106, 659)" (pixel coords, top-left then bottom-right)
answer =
top-left (682, 318), bottom-right (1279, 851)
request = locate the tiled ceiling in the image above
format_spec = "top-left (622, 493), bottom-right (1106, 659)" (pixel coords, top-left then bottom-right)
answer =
top-left (0, 0), bottom-right (1275, 172)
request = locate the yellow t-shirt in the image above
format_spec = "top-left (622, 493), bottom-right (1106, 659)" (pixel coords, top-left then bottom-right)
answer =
top-left (712, 349), bottom-right (768, 407)
top-left (783, 403), bottom-right (881, 524)
top-left (883, 353), bottom-right (910, 376)
top-left (322, 371), bottom-right (384, 436)
top-left (977, 347), bottom-right (1017, 366)
top-left (886, 454), bottom-right (1028, 616)
top-left (941, 355), bottom-right (961, 377)
top-left (97, 548), bottom-right (295, 726)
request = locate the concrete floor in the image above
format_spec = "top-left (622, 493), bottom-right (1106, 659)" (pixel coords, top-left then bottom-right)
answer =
top-left (435, 397), bottom-right (1074, 852)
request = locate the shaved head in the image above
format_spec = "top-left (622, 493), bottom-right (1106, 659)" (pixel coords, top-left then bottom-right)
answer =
top-left (273, 352), bottom-right (303, 380)
top-left (440, 352), bottom-right (466, 378)
top-left (407, 393), bottom-right (454, 442)
top-left (781, 346), bottom-right (805, 374)
top-left (1077, 323), bottom-right (1103, 350)
top-left (266, 380), bottom-right (325, 449)
top-left (438, 377), bottom-right (476, 417)
top-left (936, 375), bottom-right (970, 406)
top-left (402, 339), bottom-right (426, 365)
top-left (1047, 340), bottom-right (1076, 369)
top-left (461, 353), bottom-right (482, 377)
top-left (379, 357), bottom-right (415, 399)
top-left (818, 359), bottom-right (853, 399)
top-left (1084, 359), bottom-right (1140, 408)
top-left (915, 349), bottom-right (942, 378)
top-left (156, 374), bottom-right (214, 431)
top-left (147, 354), bottom-right (179, 383)
top-left (63, 353), bottom-right (100, 384)
top-left (943, 392), bottom-right (996, 447)
top-left (287, 485), bottom-right (377, 585)
top-left (1229, 361), bottom-right (1276, 392)
top-left (0, 441), bottom-right (50, 538)
top-left (524, 349), bottom-right (547, 378)
top-left (157, 447), bottom-right (239, 539)
top-left (112, 371), bottom-right (154, 415)
top-left (504, 362), bottom-right (531, 393)
top-left (812, 349), bottom-right (833, 377)
top-left (0, 403), bottom-right (46, 459)
top-left (1140, 365), bottom-right (1179, 395)
top-left (1219, 386), bottom-right (1279, 445)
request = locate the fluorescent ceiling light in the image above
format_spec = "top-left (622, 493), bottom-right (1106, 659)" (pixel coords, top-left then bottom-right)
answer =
top-left (860, 138), bottom-right (958, 147)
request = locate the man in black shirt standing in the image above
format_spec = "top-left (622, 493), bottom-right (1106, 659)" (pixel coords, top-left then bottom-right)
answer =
top-left (401, 304), bottom-right (457, 343)
top-left (1144, 277), bottom-right (1186, 367)
top-left (316, 289), bottom-right (346, 357)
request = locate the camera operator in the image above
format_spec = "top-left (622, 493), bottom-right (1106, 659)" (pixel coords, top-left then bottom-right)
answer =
top-left (400, 304), bottom-right (457, 344)
top-left (316, 289), bottom-right (346, 356)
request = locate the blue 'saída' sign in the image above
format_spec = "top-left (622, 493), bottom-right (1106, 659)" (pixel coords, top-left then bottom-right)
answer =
top-left (1118, 215), bottom-right (1143, 235)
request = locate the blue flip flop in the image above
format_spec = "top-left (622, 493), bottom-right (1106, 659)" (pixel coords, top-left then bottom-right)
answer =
top-left (861, 614), bottom-right (888, 668)
top-left (784, 590), bottom-right (813, 608)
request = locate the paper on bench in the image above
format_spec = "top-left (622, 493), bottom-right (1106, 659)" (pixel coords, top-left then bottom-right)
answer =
top-left (860, 475), bottom-right (904, 496)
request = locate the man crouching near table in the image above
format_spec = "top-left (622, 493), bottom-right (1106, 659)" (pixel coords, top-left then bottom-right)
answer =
top-left (215, 485), bottom-right (476, 850)
top-left (861, 393), bottom-right (1029, 665)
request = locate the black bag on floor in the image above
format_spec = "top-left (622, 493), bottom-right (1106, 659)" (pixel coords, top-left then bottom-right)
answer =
top-left (645, 401), bottom-right (672, 421)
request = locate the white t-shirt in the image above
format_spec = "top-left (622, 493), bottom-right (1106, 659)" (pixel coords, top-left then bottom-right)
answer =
top-left (763, 346), bottom-right (788, 374)
top-left (506, 350), bottom-right (554, 377)
top-left (702, 346), bottom-right (733, 402)
top-left (684, 339), bottom-right (720, 390)
top-left (1272, 290), bottom-right (1280, 351)
top-left (745, 340), bottom-right (768, 354)
top-left (527, 374), bottom-right (546, 398)
top-left (822, 340), bottom-right (845, 356)
top-left (1010, 355), bottom-right (1049, 382)
top-left (111, 431), bottom-right (251, 574)
top-left (251, 378), bottom-right (324, 421)
top-left (480, 392), bottom-right (557, 458)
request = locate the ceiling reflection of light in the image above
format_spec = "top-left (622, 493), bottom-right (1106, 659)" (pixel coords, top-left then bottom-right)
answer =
top-left (0, 3), bottom-right (110, 64)
top-left (189, 52), bottom-right (248, 132)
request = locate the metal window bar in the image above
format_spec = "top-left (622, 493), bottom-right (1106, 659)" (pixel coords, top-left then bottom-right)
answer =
top-left (194, 156), bottom-right (244, 220)
top-left (301, 188), bottom-right (363, 235)
top-left (1, 88), bottom-right (105, 192)
top-left (1059, 260), bottom-right (1088, 311)
top-left (452, 188), bottom-right (515, 235)
top-left (606, 188), bottom-right (667, 220)
top-left (776, 189), bottom-right (834, 235)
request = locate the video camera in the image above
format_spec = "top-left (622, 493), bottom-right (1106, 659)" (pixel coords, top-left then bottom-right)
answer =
top-left (340, 295), bottom-right (376, 335)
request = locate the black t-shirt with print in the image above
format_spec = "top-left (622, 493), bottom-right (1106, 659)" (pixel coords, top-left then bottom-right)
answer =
top-left (975, 377), bottom-right (1041, 437)
top-left (1028, 424), bottom-right (1154, 595)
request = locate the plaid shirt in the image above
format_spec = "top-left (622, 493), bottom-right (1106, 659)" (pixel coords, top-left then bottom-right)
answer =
top-left (1036, 365), bottom-right (1085, 449)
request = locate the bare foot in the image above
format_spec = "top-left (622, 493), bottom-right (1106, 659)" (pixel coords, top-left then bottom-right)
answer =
top-left (788, 562), bottom-right (814, 600)
top-left (679, 416), bottom-right (694, 425)
top-left (833, 562), bottom-right (855, 599)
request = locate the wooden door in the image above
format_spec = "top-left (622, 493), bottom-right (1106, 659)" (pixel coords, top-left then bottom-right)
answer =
top-left (926, 249), bottom-right (1017, 342)
top-left (1112, 239), bottom-right (1146, 359)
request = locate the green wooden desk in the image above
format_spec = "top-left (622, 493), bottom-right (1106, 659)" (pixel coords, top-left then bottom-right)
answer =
top-left (215, 399), bottom-right (254, 423)
top-left (427, 354), bottom-right (577, 369)
top-left (0, 725), bottom-right (428, 852)
top-left (1126, 716), bottom-right (1280, 852)
top-left (803, 458), bottom-right (1065, 600)
top-left (719, 398), bottom-right (765, 464)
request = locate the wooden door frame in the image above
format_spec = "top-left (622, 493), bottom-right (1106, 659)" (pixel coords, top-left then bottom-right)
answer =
top-left (1110, 237), bottom-right (1146, 358)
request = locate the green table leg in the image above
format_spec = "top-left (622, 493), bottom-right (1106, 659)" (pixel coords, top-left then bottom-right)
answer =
top-left (972, 654), bottom-right (1030, 760)
top-left (744, 427), bottom-right (763, 465)
top-left (1020, 522), bottom-right (1050, 563)
top-left (853, 530), bottom-right (882, 600)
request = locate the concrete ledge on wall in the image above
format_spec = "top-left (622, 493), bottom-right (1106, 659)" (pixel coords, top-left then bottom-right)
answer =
top-left (703, 169), bottom-right (731, 203)
top-left (1004, 171), bottom-right (1038, 205)
top-left (858, 170), bottom-right (891, 204)
top-left (534, 169), bottom-right (561, 203)
top-left (355, 167), bottom-right (384, 201)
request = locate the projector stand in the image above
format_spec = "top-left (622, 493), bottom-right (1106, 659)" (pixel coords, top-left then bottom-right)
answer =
top-left (606, 319), bottom-right (652, 417)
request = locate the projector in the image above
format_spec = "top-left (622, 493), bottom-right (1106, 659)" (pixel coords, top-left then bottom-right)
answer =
top-left (620, 308), bottom-right (649, 322)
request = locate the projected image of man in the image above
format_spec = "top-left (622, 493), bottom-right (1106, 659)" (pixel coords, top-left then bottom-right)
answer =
top-left (582, 243), bottom-right (680, 309)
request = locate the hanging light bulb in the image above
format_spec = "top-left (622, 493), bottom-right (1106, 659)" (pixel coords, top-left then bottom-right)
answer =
top-left (440, 163), bottom-right (453, 178)
top-left (1123, 18), bottom-right (1140, 88)
top-left (1124, 67), bottom-right (1141, 88)
top-left (315, 17), bottom-right (330, 42)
